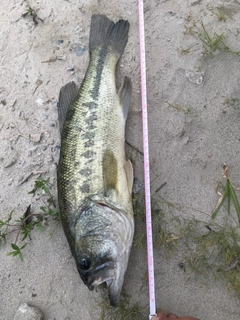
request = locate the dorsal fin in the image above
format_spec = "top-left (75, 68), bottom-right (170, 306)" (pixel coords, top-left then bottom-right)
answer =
top-left (58, 82), bottom-right (78, 135)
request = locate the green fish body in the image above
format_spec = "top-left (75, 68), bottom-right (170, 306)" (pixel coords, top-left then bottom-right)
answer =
top-left (57, 14), bottom-right (134, 306)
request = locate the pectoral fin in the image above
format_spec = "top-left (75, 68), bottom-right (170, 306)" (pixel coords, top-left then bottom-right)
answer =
top-left (58, 81), bottom-right (78, 135)
top-left (124, 160), bottom-right (133, 194)
top-left (118, 76), bottom-right (132, 121)
top-left (102, 150), bottom-right (118, 197)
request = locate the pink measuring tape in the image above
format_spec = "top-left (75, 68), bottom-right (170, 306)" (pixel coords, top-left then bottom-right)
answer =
top-left (138, 1), bottom-right (157, 319)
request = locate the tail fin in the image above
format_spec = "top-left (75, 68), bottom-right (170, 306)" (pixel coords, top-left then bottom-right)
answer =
top-left (89, 14), bottom-right (129, 58)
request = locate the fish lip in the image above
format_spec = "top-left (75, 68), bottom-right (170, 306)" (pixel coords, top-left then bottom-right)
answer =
top-left (94, 261), bottom-right (114, 271)
top-left (88, 284), bottom-right (95, 291)
top-left (86, 261), bottom-right (115, 289)
top-left (107, 258), bottom-right (130, 306)
top-left (108, 283), bottom-right (121, 306)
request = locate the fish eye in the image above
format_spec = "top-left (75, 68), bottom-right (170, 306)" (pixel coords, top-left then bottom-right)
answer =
top-left (79, 258), bottom-right (91, 270)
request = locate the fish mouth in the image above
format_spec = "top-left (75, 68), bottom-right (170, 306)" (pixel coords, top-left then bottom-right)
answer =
top-left (87, 261), bottom-right (115, 290)
top-left (88, 277), bottom-right (114, 290)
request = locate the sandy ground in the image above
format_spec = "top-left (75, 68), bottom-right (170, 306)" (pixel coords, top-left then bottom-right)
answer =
top-left (1, 0), bottom-right (240, 319)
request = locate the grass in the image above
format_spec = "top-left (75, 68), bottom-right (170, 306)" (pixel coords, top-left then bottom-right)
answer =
top-left (152, 208), bottom-right (240, 299)
top-left (183, 13), bottom-right (198, 37)
top-left (178, 44), bottom-right (198, 55)
top-left (0, 176), bottom-right (58, 260)
top-left (167, 102), bottom-right (198, 117)
top-left (176, 165), bottom-right (240, 297)
top-left (183, 17), bottom-right (240, 58)
top-left (132, 189), bottom-right (179, 252)
top-left (189, 225), bottom-right (240, 270)
top-left (198, 21), bottom-right (229, 57)
top-left (2, 164), bottom-right (240, 318)
top-left (179, 47), bottom-right (191, 55)
top-left (130, 164), bottom-right (240, 303)
top-left (215, 10), bottom-right (227, 22)
top-left (97, 294), bottom-right (146, 320)
top-left (97, 162), bottom-right (240, 319)
top-left (224, 97), bottom-right (240, 109)
top-left (212, 165), bottom-right (240, 225)
top-left (21, 6), bottom-right (44, 25)
top-left (183, 222), bottom-right (240, 298)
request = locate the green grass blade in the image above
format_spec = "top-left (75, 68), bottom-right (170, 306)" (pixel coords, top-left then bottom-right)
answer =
top-left (212, 180), bottom-right (229, 220)
top-left (227, 180), bottom-right (231, 215)
top-left (228, 181), bottom-right (240, 225)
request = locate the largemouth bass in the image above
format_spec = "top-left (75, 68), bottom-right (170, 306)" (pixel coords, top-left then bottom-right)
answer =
top-left (57, 14), bottom-right (134, 306)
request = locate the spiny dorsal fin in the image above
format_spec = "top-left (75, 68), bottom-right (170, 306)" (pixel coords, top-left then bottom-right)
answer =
top-left (118, 76), bottom-right (132, 122)
top-left (124, 160), bottom-right (134, 194)
top-left (58, 81), bottom-right (78, 135)
top-left (102, 150), bottom-right (118, 197)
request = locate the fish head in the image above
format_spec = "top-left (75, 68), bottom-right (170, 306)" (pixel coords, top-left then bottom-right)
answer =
top-left (74, 198), bottom-right (134, 306)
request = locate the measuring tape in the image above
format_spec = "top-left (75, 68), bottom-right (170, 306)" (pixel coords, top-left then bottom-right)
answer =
top-left (138, 1), bottom-right (156, 319)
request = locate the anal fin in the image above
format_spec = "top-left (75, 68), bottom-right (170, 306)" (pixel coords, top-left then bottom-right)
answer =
top-left (118, 76), bottom-right (132, 122)
top-left (124, 160), bottom-right (133, 194)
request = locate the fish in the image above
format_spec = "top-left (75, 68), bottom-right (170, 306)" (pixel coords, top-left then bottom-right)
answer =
top-left (57, 14), bottom-right (134, 306)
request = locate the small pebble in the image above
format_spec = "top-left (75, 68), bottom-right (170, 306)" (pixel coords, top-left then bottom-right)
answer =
top-left (13, 303), bottom-right (44, 320)
top-left (51, 146), bottom-right (60, 153)
top-left (35, 98), bottom-right (45, 106)
top-left (30, 133), bottom-right (42, 144)
top-left (51, 100), bottom-right (58, 108)
top-left (4, 157), bottom-right (18, 168)
top-left (132, 177), bottom-right (143, 194)
top-left (76, 46), bottom-right (85, 56)
top-left (156, 308), bottom-right (199, 320)
top-left (48, 138), bottom-right (54, 145)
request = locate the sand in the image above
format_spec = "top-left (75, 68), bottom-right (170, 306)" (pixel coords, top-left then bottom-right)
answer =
top-left (1, 0), bottom-right (240, 319)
